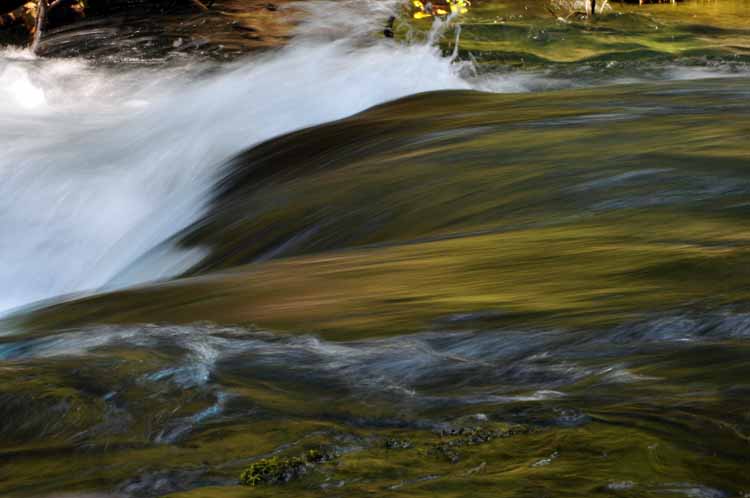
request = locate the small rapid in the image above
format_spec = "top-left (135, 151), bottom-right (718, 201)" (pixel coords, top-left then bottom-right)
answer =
top-left (2, 0), bottom-right (749, 316)
top-left (4, 310), bottom-right (749, 398)
top-left (0, 1), bottom-right (470, 314)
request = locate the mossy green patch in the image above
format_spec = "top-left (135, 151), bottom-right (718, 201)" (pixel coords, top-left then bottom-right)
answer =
top-left (239, 447), bottom-right (335, 486)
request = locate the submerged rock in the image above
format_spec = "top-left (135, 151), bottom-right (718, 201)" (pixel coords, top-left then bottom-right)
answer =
top-left (430, 423), bottom-right (534, 463)
top-left (239, 447), bottom-right (336, 486)
top-left (384, 438), bottom-right (413, 450)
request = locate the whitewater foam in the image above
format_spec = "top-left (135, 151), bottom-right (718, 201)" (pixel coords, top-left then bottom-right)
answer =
top-left (2, 0), bottom-right (748, 315)
top-left (0, 6), bottom-right (468, 314)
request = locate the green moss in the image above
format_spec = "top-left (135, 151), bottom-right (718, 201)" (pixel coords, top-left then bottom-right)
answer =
top-left (239, 447), bottom-right (335, 486)
top-left (240, 456), bottom-right (306, 486)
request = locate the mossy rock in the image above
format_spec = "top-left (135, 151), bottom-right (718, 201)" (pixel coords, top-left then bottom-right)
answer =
top-left (239, 448), bottom-right (335, 486)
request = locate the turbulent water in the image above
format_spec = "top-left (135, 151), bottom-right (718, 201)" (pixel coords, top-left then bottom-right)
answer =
top-left (2, 0), bottom-right (748, 313)
top-left (2, 0), bottom-right (750, 497)
top-left (0, 0), bottom-right (471, 313)
top-left (0, 14), bottom-right (483, 314)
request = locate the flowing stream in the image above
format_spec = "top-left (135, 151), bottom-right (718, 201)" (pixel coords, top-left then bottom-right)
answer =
top-left (2, 1), bottom-right (750, 497)
top-left (0, 0), bottom-right (471, 313)
top-left (2, 0), bottom-right (748, 314)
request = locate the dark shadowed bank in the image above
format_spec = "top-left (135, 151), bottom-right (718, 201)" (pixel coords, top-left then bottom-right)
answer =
top-left (0, 0), bottom-right (299, 58)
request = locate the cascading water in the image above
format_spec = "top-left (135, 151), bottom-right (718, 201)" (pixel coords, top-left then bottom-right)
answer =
top-left (0, 1), bottom-right (471, 314)
top-left (3, 2), bottom-right (750, 496)
top-left (3, 0), bottom-right (748, 315)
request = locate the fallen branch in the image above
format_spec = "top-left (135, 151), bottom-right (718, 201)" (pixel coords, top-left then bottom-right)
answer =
top-left (30, 0), bottom-right (47, 53)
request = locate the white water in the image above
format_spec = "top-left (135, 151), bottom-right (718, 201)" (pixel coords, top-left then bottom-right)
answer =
top-left (1, 1), bottom-right (745, 315)
top-left (0, 2), bottom-right (475, 314)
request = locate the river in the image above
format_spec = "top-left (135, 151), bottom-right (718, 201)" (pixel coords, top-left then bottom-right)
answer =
top-left (1, 0), bottom-right (749, 496)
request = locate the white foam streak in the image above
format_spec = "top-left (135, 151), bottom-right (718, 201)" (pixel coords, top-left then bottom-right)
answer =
top-left (0, 12), bottom-right (468, 314)
top-left (4, 2), bottom-right (743, 315)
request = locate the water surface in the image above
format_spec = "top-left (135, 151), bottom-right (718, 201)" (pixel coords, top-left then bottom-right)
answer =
top-left (1, 1), bottom-right (750, 497)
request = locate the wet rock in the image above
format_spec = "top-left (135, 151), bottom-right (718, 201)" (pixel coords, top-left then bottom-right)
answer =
top-left (606, 481), bottom-right (636, 491)
top-left (240, 456), bottom-right (307, 486)
top-left (430, 443), bottom-right (461, 463)
top-left (429, 423), bottom-right (533, 463)
top-left (384, 438), bottom-right (413, 450)
top-left (305, 447), bottom-right (336, 463)
top-left (531, 451), bottom-right (559, 467)
top-left (435, 423), bottom-right (532, 440)
top-left (239, 447), bottom-right (336, 486)
top-left (553, 407), bottom-right (591, 428)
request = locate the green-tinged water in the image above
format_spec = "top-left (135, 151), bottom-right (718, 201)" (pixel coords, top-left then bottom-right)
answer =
top-left (2, 1), bottom-right (750, 497)
top-left (442, 0), bottom-right (750, 82)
